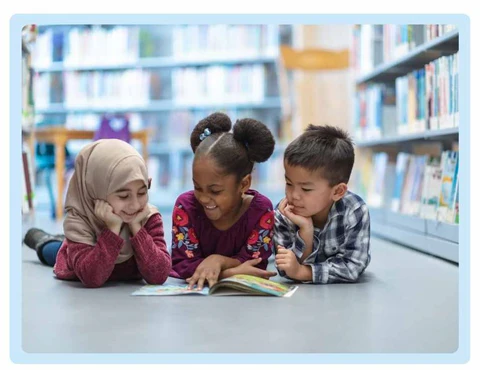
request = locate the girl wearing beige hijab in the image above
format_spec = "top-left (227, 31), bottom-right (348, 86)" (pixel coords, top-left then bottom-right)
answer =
top-left (23, 139), bottom-right (171, 288)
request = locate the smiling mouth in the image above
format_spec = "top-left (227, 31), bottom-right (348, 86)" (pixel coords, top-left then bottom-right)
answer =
top-left (205, 205), bottom-right (217, 210)
top-left (123, 211), bottom-right (138, 216)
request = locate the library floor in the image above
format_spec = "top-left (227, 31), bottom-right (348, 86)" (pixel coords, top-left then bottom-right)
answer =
top-left (20, 209), bottom-right (458, 354)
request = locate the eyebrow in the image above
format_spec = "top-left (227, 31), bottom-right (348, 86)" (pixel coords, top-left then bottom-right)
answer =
top-left (284, 176), bottom-right (315, 186)
top-left (115, 185), bottom-right (147, 193)
top-left (192, 179), bottom-right (223, 188)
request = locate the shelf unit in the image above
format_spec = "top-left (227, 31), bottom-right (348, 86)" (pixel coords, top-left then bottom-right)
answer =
top-left (352, 25), bottom-right (459, 262)
top-left (31, 24), bottom-right (293, 208)
top-left (35, 98), bottom-right (282, 114)
top-left (369, 207), bottom-right (458, 262)
top-left (356, 127), bottom-right (459, 147)
top-left (356, 30), bottom-right (459, 84)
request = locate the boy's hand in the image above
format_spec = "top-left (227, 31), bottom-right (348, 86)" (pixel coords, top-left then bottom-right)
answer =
top-left (186, 255), bottom-right (223, 290)
top-left (275, 246), bottom-right (301, 279)
top-left (95, 200), bottom-right (123, 233)
top-left (229, 258), bottom-right (277, 279)
top-left (279, 198), bottom-right (313, 230)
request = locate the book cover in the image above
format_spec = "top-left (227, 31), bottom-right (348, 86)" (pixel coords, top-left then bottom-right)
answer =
top-left (131, 275), bottom-right (298, 298)
top-left (437, 151), bottom-right (459, 223)
top-left (419, 160), bottom-right (443, 220)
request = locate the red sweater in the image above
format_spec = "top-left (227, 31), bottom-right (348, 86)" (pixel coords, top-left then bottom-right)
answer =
top-left (53, 214), bottom-right (172, 288)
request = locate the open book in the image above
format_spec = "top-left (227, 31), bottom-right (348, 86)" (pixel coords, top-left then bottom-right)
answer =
top-left (132, 274), bottom-right (298, 297)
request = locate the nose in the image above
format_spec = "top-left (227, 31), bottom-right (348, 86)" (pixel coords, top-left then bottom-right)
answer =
top-left (128, 196), bottom-right (141, 211)
top-left (198, 194), bottom-right (211, 205)
top-left (291, 188), bottom-right (301, 201)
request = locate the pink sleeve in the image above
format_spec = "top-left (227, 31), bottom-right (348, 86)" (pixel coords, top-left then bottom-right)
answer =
top-left (130, 213), bottom-right (172, 285)
top-left (232, 209), bottom-right (274, 270)
top-left (63, 229), bottom-right (125, 288)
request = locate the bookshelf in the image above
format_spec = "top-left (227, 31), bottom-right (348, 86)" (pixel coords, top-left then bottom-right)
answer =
top-left (351, 24), bottom-right (459, 262)
top-left (31, 24), bottom-right (293, 209)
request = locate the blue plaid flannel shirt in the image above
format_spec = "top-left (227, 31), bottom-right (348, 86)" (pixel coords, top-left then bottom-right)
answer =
top-left (273, 191), bottom-right (371, 284)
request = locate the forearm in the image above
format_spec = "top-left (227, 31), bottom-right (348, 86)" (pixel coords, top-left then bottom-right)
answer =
top-left (68, 229), bottom-right (124, 288)
top-left (213, 255), bottom-right (242, 271)
top-left (131, 227), bottom-right (172, 285)
top-left (292, 264), bottom-right (313, 281)
top-left (298, 225), bottom-right (314, 262)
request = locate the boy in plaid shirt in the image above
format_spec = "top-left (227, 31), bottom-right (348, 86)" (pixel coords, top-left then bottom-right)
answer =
top-left (274, 125), bottom-right (371, 283)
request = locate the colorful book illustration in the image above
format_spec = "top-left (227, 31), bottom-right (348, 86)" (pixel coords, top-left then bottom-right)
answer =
top-left (132, 274), bottom-right (298, 297)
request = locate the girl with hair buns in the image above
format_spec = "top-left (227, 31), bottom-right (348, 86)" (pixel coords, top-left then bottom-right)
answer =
top-left (170, 112), bottom-right (277, 290)
top-left (23, 139), bottom-right (172, 288)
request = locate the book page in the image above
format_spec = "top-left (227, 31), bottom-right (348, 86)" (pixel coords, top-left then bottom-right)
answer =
top-left (131, 284), bottom-right (209, 296)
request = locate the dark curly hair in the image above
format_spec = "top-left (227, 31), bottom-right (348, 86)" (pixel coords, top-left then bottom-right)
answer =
top-left (284, 124), bottom-right (355, 186)
top-left (190, 112), bottom-right (275, 181)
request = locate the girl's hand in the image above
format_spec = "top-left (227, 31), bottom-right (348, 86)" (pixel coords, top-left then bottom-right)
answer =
top-left (279, 198), bottom-right (313, 230)
top-left (231, 258), bottom-right (277, 279)
top-left (128, 204), bottom-right (151, 235)
top-left (94, 200), bottom-right (123, 233)
top-left (186, 255), bottom-right (223, 290)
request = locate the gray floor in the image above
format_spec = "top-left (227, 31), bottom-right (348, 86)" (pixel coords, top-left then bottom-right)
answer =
top-left (20, 210), bottom-right (459, 354)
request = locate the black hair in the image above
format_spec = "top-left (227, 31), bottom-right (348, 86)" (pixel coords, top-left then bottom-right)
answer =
top-left (190, 112), bottom-right (275, 181)
top-left (284, 124), bottom-right (355, 186)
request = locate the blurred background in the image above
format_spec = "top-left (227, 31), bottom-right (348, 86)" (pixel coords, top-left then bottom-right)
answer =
top-left (21, 23), bottom-right (459, 261)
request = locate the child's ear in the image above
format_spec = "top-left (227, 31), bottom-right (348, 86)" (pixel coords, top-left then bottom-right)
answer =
top-left (240, 174), bottom-right (252, 193)
top-left (332, 183), bottom-right (348, 201)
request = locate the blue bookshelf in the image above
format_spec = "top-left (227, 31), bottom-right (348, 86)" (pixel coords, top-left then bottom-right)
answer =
top-left (352, 25), bottom-right (460, 262)
top-left (356, 127), bottom-right (459, 147)
top-left (369, 207), bottom-right (458, 263)
top-left (35, 98), bottom-right (283, 114)
top-left (33, 55), bottom-right (278, 73)
top-left (356, 30), bottom-right (459, 84)
top-left (31, 24), bottom-right (293, 204)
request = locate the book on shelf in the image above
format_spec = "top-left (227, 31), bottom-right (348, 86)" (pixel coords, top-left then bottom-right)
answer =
top-left (437, 150), bottom-right (459, 223)
top-left (390, 152), bottom-right (410, 213)
top-left (419, 159), bottom-right (443, 220)
top-left (353, 36), bottom-right (458, 141)
top-left (352, 148), bottom-right (459, 224)
top-left (352, 24), bottom-right (457, 76)
top-left (131, 275), bottom-right (298, 297)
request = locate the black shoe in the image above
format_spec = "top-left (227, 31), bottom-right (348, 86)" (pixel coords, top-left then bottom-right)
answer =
top-left (23, 228), bottom-right (65, 265)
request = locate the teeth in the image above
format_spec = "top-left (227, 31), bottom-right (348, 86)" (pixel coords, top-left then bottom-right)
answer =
top-left (205, 206), bottom-right (216, 210)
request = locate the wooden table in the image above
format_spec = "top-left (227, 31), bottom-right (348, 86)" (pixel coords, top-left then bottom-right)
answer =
top-left (34, 126), bottom-right (150, 219)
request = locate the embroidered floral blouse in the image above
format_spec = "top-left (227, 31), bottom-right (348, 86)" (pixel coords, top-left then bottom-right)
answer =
top-left (170, 190), bottom-right (274, 279)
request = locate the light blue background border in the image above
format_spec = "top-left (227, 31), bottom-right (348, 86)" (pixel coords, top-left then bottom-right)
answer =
top-left (10, 13), bottom-right (470, 364)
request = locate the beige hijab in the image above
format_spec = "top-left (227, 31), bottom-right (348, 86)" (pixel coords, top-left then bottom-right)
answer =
top-left (63, 139), bottom-right (158, 264)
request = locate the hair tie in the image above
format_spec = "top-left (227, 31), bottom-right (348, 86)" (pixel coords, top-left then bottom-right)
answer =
top-left (199, 128), bottom-right (211, 141)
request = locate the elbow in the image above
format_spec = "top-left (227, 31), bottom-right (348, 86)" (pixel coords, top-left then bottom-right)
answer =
top-left (144, 269), bottom-right (170, 285)
top-left (81, 276), bottom-right (107, 288)
top-left (76, 266), bottom-right (109, 288)
top-left (144, 260), bottom-right (172, 285)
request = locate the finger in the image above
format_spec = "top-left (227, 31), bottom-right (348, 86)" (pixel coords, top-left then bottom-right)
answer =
top-left (276, 245), bottom-right (285, 252)
top-left (284, 206), bottom-right (294, 216)
top-left (207, 276), bottom-right (218, 287)
top-left (245, 257), bottom-right (262, 266)
top-left (196, 275), bottom-right (206, 291)
top-left (261, 271), bottom-right (277, 279)
top-left (276, 248), bottom-right (288, 254)
top-left (187, 275), bottom-right (198, 289)
top-left (279, 198), bottom-right (288, 214)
